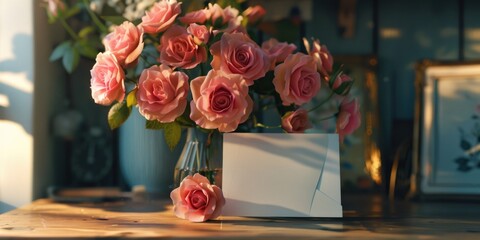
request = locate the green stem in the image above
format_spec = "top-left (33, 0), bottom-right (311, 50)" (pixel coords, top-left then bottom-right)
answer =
top-left (59, 18), bottom-right (78, 40)
top-left (82, 0), bottom-right (108, 34)
top-left (200, 62), bottom-right (206, 76)
top-left (308, 90), bottom-right (335, 113)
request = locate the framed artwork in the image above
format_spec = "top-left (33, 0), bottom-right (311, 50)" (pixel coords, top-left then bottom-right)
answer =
top-left (414, 61), bottom-right (480, 195)
top-left (307, 55), bottom-right (381, 190)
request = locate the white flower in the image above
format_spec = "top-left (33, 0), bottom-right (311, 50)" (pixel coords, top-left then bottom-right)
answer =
top-left (123, 0), bottom-right (156, 20)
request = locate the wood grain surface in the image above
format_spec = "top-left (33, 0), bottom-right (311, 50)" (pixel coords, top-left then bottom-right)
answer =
top-left (0, 194), bottom-right (479, 239)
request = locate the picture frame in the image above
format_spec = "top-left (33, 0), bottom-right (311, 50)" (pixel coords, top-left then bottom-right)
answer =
top-left (413, 61), bottom-right (480, 195)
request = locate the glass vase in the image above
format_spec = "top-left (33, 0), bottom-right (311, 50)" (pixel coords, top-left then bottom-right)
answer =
top-left (173, 128), bottom-right (223, 188)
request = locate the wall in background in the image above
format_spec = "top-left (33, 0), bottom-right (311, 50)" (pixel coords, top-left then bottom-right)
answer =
top-left (0, 0), bottom-right (68, 212)
top-left (33, 0), bottom-right (69, 202)
top-left (304, 0), bottom-right (478, 182)
top-left (306, 0), bottom-right (462, 118)
top-left (465, 0), bottom-right (480, 60)
top-left (0, 0), bottom-right (34, 213)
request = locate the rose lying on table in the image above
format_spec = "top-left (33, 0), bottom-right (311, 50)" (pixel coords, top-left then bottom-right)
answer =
top-left (170, 173), bottom-right (225, 222)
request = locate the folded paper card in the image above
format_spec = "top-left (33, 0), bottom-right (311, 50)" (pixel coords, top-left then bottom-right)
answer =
top-left (222, 133), bottom-right (342, 217)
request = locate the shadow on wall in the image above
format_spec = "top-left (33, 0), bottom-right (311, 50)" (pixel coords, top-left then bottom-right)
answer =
top-left (0, 33), bottom-right (33, 134)
top-left (0, 202), bottom-right (15, 214)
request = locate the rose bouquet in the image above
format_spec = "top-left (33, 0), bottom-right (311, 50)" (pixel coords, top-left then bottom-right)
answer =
top-left (44, 0), bottom-right (360, 149)
top-left (44, 0), bottom-right (361, 223)
top-left (84, 0), bottom-right (359, 149)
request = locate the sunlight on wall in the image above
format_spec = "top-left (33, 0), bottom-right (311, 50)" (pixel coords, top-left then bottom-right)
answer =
top-left (0, 0), bottom-right (34, 212)
top-left (0, 121), bottom-right (33, 211)
top-left (0, 72), bottom-right (34, 94)
top-left (0, 94), bottom-right (9, 107)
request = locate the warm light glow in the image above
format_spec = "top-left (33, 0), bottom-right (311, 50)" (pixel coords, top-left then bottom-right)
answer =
top-left (465, 143), bottom-right (480, 155)
top-left (380, 28), bottom-right (401, 38)
top-left (466, 28), bottom-right (480, 40)
top-left (0, 72), bottom-right (33, 93)
top-left (0, 94), bottom-right (9, 107)
top-left (0, 120), bottom-right (33, 208)
top-left (365, 144), bottom-right (382, 185)
top-left (470, 44), bottom-right (480, 53)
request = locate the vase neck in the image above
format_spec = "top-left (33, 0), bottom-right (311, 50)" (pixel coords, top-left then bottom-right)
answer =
top-left (186, 127), bottom-right (210, 143)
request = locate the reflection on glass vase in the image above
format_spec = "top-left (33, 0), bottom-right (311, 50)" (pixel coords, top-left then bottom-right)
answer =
top-left (173, 127), bottom-right (223, 188)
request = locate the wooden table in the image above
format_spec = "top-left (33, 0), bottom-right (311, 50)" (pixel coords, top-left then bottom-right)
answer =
top-left (0, 194), bottom-right (479, 239)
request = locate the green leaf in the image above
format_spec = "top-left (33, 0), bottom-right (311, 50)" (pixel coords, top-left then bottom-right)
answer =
top-left (175, 115), bottom-right (195, 127)
top-left (74, 40), bottom-right (98, 59)
top-left (46, 9), bottom-right (57, 24)
top-left (164, 122), bottom-right (182, 151)
top-left (126, 89), bottom-right (138, 107)
top-left (145, 121), bottom-right (182, 150)
top-left (146, 120), bottom-right (165, 130)
top-left (78, 26), bottom-right (95, 38)
top-left (101, 15), bottom-right (128, 25)
top-left (49, 41), bottom-right (72, 62)
top-left (108, 101), bottom-right (131, 129)
top-left (62, 45), bottom-right (80, 73)
top-left (64, 5), bottom-right (81, 19)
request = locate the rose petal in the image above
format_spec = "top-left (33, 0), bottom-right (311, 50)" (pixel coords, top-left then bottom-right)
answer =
top-left (210, 185), bottom-right (225, 219)
top-left (192, 173), bottom-right (211, 185)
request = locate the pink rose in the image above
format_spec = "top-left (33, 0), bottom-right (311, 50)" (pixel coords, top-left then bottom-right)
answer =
top-left (303, 38), bottom-right (334, 80)
top-left (337, 97), bottom-right (361, 142)
top-left (281, 109), bottom-right (312, 133)
top-left (103, 21), bottom-right (144, 67)
top-left (207, 3), bottom-right (229, 25)
top-left (140, 0), bottom-right (182, 34)
top-left (210, 33), bottom-right (270, 85)
top-left (158, 25), bottom-right (207, 69)
top-left (332, 73), bottom-right (353, 94)
top-left (221, 6), bottom-right (243, 32)
top-left (90, 52), bottom-right (125, 106)
top-left (136, 64), bottom-right (189, 122)
top-left (273, 53), bottom-right (321, 106)
top-left (207, 4), bottom-right (244, 34)
top-left (170, 173), bottom-right (225, 222)
top-left (179, 8), bottom-right (209, 25)
top-left (243, 5), bottom-right (266, 24)
top-left (222, 5), bottom-right (240, 23)
top-left (220, 17), bottom-right (245, 35)
top-left (187, 23), bottom-right (210, 45)
top-left (190, 70), bottom-right (253, 132)
top-left (45, 0), bottom-right (65, 17)
top-left (262, 38), bottom-right (297, 69)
